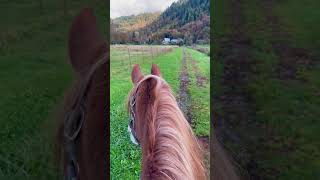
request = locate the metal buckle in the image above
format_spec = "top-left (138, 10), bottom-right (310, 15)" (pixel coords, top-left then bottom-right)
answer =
top-left (65, 155), bottom-right (79, 180)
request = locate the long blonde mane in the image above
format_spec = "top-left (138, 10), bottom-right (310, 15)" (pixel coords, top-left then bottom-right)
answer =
top-left (129, 75), bottom-right (206, 180)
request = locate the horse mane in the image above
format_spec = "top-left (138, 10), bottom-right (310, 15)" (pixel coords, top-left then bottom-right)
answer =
top-left (130, 76), bottom-right (206, 179)
top-left (54, 50), bottom-right (108, 172)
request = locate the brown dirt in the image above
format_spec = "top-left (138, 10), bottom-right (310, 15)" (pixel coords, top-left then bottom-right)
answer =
top-left (213, 0), bottom-right (261, 179)
top-left (177, 48), bottom-right (210, 175)
top-left (177, 48), bottom-right (193, 123)
top-left (214, 0), bottom-right (318, 179)
top-left (198, 136), bottom-right (210, 177)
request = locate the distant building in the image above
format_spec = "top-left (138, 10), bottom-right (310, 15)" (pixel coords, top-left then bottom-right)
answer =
top-left (171, 39), bottom-right (178, 44)
top-left (162, 38), bottom-right (184, 45)
top-left (171, 38), bottom-right (184, 45)
top-left (162, 38), bottom-right (171, 45)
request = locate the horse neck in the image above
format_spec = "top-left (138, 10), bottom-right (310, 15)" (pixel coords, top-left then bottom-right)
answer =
top-left (139, 86), bottom-right (206, 180)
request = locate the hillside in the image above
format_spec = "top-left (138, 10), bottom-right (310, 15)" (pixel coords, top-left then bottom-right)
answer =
top-left (111, 12), bottom-right (161, 32)
top-left (111, 0), bottom-right (210, 45)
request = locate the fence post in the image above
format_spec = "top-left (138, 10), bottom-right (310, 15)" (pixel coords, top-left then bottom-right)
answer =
top-left (141, 46), bottom-right (144, 63)
top-left (151, 46), bottom-right (154, 61)
top-left (128, 46), bottom-right (131, 68)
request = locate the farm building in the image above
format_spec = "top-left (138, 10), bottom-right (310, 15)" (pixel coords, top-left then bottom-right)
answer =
top-left (162, 38), bottom-right (171, 45)
top-left (162, 38), bottom-right (184, 45)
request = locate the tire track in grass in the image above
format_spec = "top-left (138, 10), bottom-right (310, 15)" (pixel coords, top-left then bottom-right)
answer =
top-left (189, 50), bottom-right (210, 176)
top-left (177, 47), bottom-right (192, 123)
top-left (214, 0), bottom-right (262, 178)
top-left (177, 48), bottom-right (210, 176)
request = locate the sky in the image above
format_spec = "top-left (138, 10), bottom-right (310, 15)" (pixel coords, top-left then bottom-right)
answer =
top-left (111, 0), bottom-right (178, 19)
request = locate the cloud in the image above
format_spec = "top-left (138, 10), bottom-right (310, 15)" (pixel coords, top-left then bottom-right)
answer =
top-left (111, 0), bottom-right (178, 19)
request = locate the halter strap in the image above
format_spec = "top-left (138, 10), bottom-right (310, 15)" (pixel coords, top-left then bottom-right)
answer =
top-left (64, 52), bottom-right (108, 180)
top-left (128, 75), bottom-right (167, 146)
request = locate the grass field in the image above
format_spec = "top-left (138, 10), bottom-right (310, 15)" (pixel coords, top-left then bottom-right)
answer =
top-left (214, 0), bottom-right (320, 179)
top-left (0, 1), bottom-right (106, 179)
top-left (110, 45), bottom-right (210, 179)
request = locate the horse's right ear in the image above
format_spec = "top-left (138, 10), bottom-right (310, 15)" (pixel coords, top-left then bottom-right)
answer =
top-left (131, 64), bottom-right (144, 85)
top-left (68, 8), bottom-right (105, 75)
top-left (151, 64), bottom-right (162, 77)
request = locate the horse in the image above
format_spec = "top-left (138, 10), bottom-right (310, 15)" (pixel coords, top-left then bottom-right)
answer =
top-left (55, 8), bottom-right (108, 180)
top-left (127, 64), bottom-right (207, 180)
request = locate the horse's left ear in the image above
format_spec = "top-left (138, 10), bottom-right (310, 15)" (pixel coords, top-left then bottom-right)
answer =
top-left (68, 8), bottom-right (106, 75)
top-left (151, 64), bottom-right (162, 77)
top-left (132, 64), bottom-right (144, 85)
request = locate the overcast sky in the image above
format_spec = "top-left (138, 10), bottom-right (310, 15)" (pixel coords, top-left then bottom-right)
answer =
top-left (111, 0), bottom-right (178, 19)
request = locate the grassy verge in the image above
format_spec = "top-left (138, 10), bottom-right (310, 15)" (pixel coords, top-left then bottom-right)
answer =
top-left (242, 0), bottom-right (320, 179)
top-left (186, 48), bottom-right (210, 136)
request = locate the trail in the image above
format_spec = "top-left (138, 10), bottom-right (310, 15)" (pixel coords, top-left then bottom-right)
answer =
top-left (177, 47), bottom-right (192, 123)
top-left (177, 47), bottom-right (210, 176)
top-left (213, 0), bottom-right (260, 179)
top-left (215, 0), bottom-right (318, 179)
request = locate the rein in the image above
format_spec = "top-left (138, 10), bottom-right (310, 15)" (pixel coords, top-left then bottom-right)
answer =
top-left (128, 75), bottom-right (167, 146)
top-left (63, 52), bottom-right (108, 180)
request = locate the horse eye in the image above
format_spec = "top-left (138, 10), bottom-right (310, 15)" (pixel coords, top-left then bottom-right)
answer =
top-left (129, 119), bottom-right (134, 128)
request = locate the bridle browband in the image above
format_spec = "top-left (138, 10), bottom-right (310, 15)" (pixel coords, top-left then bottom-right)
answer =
top-left (63, 52), bottom-right (108, 180)
top-left (128, 75), bottom-right (167, 146)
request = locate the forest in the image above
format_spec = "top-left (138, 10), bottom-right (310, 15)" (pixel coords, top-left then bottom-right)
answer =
top-left (111, 0), bottom-right (210, 45)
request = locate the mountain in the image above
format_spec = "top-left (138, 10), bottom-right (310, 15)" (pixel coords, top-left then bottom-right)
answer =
top-left (111, 12), bottom-right (161, 32)
top-left (111, 0), bottom-right (210, 45)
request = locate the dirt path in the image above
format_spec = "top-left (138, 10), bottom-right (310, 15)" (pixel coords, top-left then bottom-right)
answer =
top-left (177, 47), bottom-right (210, 176)
top-left (213, 0), bottom-right (262, 179)
top-left (214, 0), bottom-right (318, 179)
top-left (177, 47), bottom-right (192, 123)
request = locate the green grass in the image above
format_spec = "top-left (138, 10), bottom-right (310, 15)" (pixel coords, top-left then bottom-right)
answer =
top-left (187, 48), bottom-right (210, 136)
top-left (244, 1), bottom-right (320, 179)
top-left (276, 0), bottom-right (320, 57)
top-left (110, 46), bottom-right (210, 178)
top-left (213, 0), bottom-right (320, 179)
top-left (0, 0), bottom-right (107, 179)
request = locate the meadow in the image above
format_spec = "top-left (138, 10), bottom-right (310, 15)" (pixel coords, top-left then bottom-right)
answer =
top-left (0, 0), bottom-right (106, 179)
top-left (214, 0), bottom-right (320, 179)
top-left (110, 45), bottom-right (210, 179)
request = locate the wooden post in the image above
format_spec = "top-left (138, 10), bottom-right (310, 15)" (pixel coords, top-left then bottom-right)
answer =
top-left (128, 47), bottom-right (131, 68)
top-left (151, 46), bottom-right (154, 60)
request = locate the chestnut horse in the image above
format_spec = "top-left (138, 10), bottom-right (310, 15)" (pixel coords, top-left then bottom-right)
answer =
top-left (127, 64), bottom-right (206, 180)
top-left (55, 8), bottom-right (108, 180)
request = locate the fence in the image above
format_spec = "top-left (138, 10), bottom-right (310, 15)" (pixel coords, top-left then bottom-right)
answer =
top-left (111, 45), bottom-right (177, 74)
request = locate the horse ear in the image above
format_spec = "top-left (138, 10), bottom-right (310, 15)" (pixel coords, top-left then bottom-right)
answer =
top-left (131, 64), bottom-right (144, 85)
top-left (68, 8), bottom-right (105, 75)
top-left (151, 64), bottom-right (162, 77)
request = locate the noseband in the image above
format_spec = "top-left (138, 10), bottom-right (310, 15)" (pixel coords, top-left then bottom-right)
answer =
top-left (63, 53), bottom-right (108, 180)
top-left (128, 75), bottom-right (166, 146)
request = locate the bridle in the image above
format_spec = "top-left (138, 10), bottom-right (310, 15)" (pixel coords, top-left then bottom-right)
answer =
top-left (63, 52), bottom-right (108, 180)
top-left (128, 75), bottom-right (167, 146)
